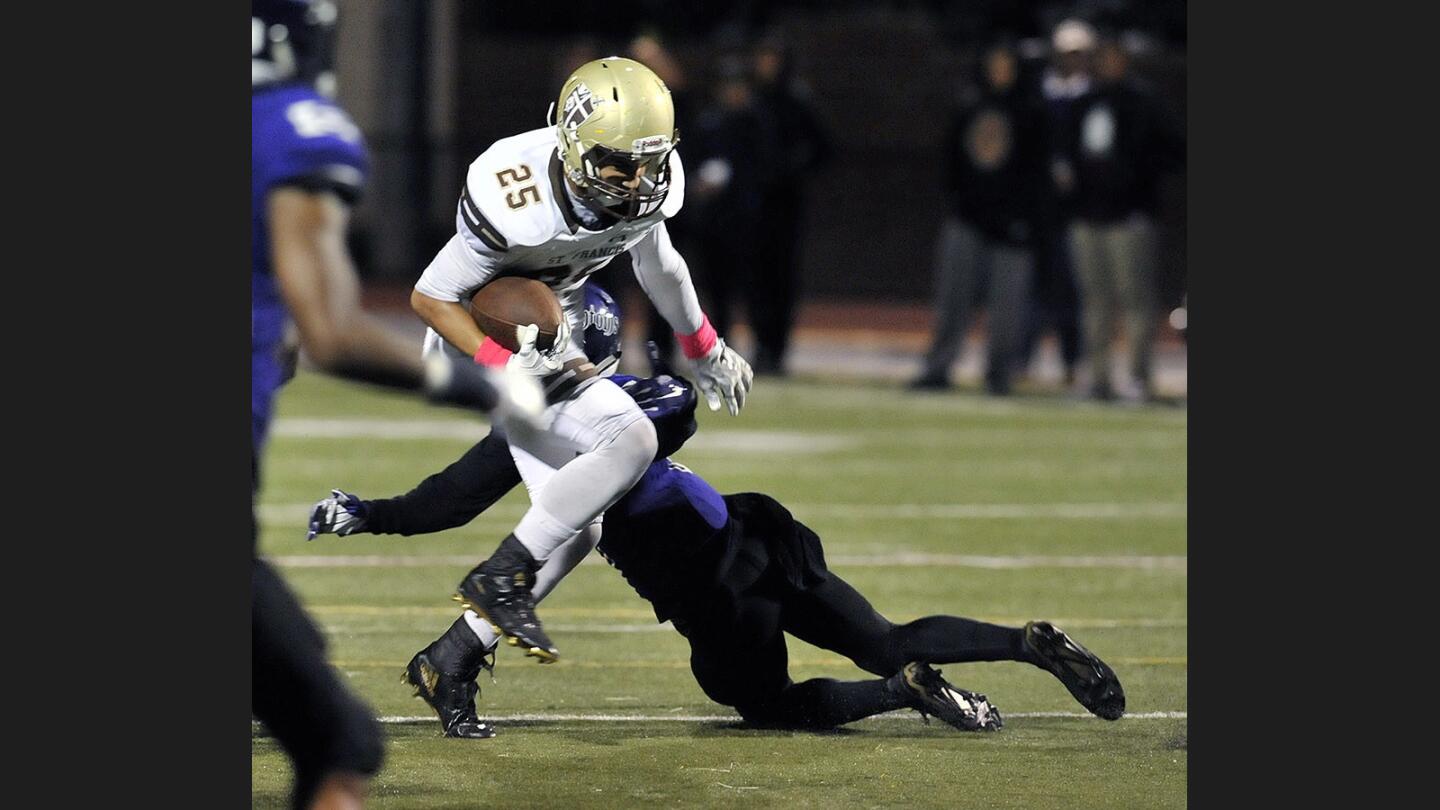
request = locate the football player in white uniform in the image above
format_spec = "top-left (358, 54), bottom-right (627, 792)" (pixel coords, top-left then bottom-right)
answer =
top-left (409, 57), bottom-right (754, 664)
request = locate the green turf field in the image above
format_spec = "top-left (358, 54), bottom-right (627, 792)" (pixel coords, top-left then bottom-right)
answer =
top-left (253, 373), bottom-right (1187, 808)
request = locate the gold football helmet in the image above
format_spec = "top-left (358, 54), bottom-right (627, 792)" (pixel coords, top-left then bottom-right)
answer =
top-left (551, 57), bottom-right (678, 220)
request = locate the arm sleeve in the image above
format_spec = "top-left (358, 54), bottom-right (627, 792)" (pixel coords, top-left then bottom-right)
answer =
top-left (264, 98), bottom-right (369, 203)
top-left (629, 221), bottom-right (705, 334)
top-left (365, 431), bottom-right (521, 536)
top-left (413, 233), bottom-right (504, 303)
top-left (270, 163), bottom-right (366, 204)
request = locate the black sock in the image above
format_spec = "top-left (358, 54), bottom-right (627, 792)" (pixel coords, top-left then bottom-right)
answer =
top-left (890, 616), bottom-right (1033, 665)
top-left (425, 617), bottom-right (490, 679)
top-left (486, 533), bottom-right (537, 572)
top-left (743, 678), bottom-right (909, 729)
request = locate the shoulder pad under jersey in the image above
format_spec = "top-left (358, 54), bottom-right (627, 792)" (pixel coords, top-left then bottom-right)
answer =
top-left (459, 128), bottom-right (570, 251)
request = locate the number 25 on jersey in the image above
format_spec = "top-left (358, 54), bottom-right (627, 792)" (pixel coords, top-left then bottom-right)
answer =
top-left (497, 165), bottom-right (539, 210)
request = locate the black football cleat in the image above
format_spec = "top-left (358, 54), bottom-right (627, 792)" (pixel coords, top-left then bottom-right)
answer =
top-left (1024, 620), bottom-right (1126, 720)
top-left (891, 662), bottom-right (1003, 732)
top-left (454, 535), bottom-right (558, 663)
top-left (403, 652), bottom-right (496, 739)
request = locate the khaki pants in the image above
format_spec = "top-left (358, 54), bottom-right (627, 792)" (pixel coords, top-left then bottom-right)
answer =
top-left (1070, 215), bottom-right (1158, 397)
top-left (919, 216), bottom-right (1035, 391)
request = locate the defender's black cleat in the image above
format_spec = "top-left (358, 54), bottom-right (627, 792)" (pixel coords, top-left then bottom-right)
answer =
top-left (454, 535), bottom-right (559, 663)
top-left (403, 652), bottom-right (496, 739)
top-left (1024, 620), bottom-right (1126, 720)
top-left (891, 662), bottom-right (1003, 732)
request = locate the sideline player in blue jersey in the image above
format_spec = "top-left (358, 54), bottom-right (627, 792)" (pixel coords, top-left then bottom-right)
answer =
top-left (310, 289), bottom-right (1125, 739)
top-left (252, 3), bottom-right (544, 807)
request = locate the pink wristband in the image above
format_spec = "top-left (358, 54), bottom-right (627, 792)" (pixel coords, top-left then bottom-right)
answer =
top-left (474, 338), bottom-right (514, 367)
top-left (675, 314), bottom-right (718, 360)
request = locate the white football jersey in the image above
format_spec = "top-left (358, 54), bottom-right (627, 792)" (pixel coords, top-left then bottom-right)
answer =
top-left (418, 127), bottom-right (684, 301)
top-left (415, 127), bottom-right (700, 361)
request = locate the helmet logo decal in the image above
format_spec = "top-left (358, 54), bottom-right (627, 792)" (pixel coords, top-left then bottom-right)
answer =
top-left (562, 83), bottom-right (604, 133)
top-left (631, 134), bottom-right (671, 153)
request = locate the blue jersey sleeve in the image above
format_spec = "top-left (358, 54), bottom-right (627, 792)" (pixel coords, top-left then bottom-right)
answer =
top-left (251, 86), bottom-right (370, 451)
top-left (254, 87), bottom-right (369, 203)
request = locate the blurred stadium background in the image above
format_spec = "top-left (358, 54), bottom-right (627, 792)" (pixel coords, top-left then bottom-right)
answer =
top-left (325, 0), bottom-right (1186, 396)
top-left (256, 1), bottom-right (1187, 806)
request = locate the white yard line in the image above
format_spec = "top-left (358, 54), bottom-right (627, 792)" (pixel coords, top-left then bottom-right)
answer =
top-left (272, 419), bottom-right (854, 453)
top-left (789, 503), bottom-right (1186, 519)
top-left (269, 552), bottom-right (1186, 571)
top-left (306, 606), bottom-right (1185, 630)
top-left (324, 616), bottom-right (1180, 631)
top-left (332, 656), bottom-right (1184, 670)
top-left (256, 711), bottom-right (1185, 728)
top-left (355, 710), bottom-right (1186, 724)
top-left (273, 418), bottom-right (490, 440)
top-left (270, 419), bottom-right (1183, 450)
top-left (827, 553), bottom-right (1187, 570)
top-left (258, 500), bottom-right (1186, 525)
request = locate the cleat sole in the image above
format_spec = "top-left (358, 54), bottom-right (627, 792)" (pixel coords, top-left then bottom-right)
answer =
top-left (527, 647), bottom-right (559, 664)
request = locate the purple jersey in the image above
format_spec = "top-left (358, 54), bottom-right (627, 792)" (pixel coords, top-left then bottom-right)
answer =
top-left (609, 459), bottom-right (729, 533)
top-left (251, 85), bottom-right (368, 449)
top-left (600, 462), bottom-right (829, 623)
top-left (597, 459), bottom-right (730, 620)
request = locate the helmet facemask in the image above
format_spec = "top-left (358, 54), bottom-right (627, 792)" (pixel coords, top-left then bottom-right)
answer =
top-left (575, 142), bottom-right (676, 221)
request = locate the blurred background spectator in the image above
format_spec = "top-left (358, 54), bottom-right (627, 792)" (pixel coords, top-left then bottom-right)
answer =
top-left (748, 31), bottom-right (832, 376)
top-left (1019, 17), bottom-right (1096, 390)
top-left (684, 54), bottom-right (784, 351)
top-left (1054, 30), bottom-right (1185, 401)
top-left (911, 40), bottom-right (1047, 395)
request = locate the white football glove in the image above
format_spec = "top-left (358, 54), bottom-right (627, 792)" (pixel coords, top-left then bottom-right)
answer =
top-left (507, 323), bottom-right (564, 378)
top-left (692, 337), bottom-right (753, 415)
top-left (422, 351), bottom-right (549, 441)
top-left (489, 365), bottom-right (550, 444)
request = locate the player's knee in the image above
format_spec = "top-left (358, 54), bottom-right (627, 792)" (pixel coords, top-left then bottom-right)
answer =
top-left (615, 417), bottom-right (659, 470)
top-left (844, 621), bottom-right (901, 675)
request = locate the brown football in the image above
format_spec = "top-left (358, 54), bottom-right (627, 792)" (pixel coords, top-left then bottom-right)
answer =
top-left (469, 277), bottom-right (564, 353)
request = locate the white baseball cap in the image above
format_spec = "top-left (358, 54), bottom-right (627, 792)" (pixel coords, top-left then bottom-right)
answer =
top-left (1052, 19), bottom-right (1097, 53)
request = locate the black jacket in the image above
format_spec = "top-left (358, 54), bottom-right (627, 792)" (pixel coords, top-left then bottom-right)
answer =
top-left (1057, 78), bottom-right (1185, 223)
top-left (942, 85), bottom-right (1049, 246)
top-left (685, 102), bottom-right (783, 238)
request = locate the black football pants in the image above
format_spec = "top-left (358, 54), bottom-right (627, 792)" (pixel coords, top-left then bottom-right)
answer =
top-left (683, 562), bottom-right (1034, 729)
